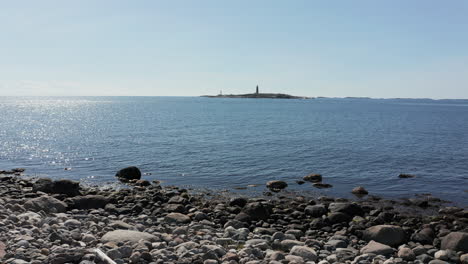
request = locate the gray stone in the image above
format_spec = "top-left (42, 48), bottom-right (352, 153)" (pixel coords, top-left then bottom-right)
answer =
top-left (101, 230), bottom-right (157, 243)
top-left (107, 248), bottom-right (123, 260)
top-left (281, 240), bottom-right (305, 251)
top-left (441, 232), bottom-right (468, 253)
top-left (460, 253), bottom-right (468, 264)
top-left (398, 247), bottom-right (416, 260)
top-left (326, 240), bottom-right (348, 249)
top-left (24, 195), bottom-right (67, 213)
top-left (164, 213), bottom-right (191, 224)
top-left (290, 246), bottom-right (318, 261)
top-left (360, 240), bottom-right (395, 256)
top-left (363, 225), bottom-right (406, 246)
top-left (64, 219), bottom-right (81, 228)
top-left (304, 204), bottom-right (327, 217)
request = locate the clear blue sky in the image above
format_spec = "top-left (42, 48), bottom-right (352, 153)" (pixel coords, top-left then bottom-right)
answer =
top-left (1, 1), bottom-right (468, 98)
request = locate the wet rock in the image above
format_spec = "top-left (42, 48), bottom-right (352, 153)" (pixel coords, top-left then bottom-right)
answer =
top-left (313, 183), bottom-right (333, 188)
top-left (440, 232), bottom-right (468, 253)
top-left (115, 166), bottom-right (141, 182)
top-left (266, 180), bottom-right (288, 190)
top-left (24, 195), bottom-right (67, 213)
top-left (303, 174), bottom-right (322, 182)
top-left (101, 230), bottom-right (157, 243)
top-left (351, 186), bottom-right (368, 195)
top-left (360, 240), bottom-right (394, 256)
top-left (399, 174), bottom-right (416, 178)
top-left (363, 225), bottom-right (406, 246)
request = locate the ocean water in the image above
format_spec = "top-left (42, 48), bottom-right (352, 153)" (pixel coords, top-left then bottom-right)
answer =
top-left (0, 96), bottom-right (467, 204)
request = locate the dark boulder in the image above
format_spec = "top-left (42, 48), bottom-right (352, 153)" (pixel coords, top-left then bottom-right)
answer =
top-left (304, 204), bottom-right (328, 217)
top-left (33, 178), bottom-right (80, 196)
top-left (411, 228), bottom-right (435, 245)
top-left (68, 195), bottom-right (109, 210)
top-left (313, 183), bottom-right (333, 189)
top-left (266, 180), bottom-right (288, 190)
top-left (327, 212), bottom-right (352, 224)
top-left (116, 166), bottom-right (141, 182)
top-left (303, 174), bottom-right (322, 182)
top-left (229, 197), bottom-right (248, 208)
top-left (399, 174), bottom-right (416, 178)
top-left (351, 186), bottom-right (368, 195)
top-left (243, 202), bottom-right (271, 221)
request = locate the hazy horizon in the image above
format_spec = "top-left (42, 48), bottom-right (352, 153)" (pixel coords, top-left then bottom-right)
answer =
top-left (1, 1), bottom-right (468, 98)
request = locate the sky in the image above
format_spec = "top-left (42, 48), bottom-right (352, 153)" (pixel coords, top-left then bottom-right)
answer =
top-left (1, 1), bottom-right (468, 98)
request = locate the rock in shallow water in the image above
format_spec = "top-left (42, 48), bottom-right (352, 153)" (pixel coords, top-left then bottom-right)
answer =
top-left (303, 174), bottom-right (322, 182)
top-left (115, 166), bottom-right (141, 182)
top-left (266, 180), bottom-right (288, 190)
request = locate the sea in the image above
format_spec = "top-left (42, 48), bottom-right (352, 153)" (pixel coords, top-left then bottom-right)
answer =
top-left (0, 96), bottom-right (467, 205)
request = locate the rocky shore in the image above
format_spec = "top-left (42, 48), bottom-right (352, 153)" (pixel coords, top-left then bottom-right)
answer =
top-left (0, 168), bottom-right (467, 264)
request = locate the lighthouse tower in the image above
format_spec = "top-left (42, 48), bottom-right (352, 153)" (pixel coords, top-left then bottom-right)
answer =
top-left (256, 85), bottom-right (259, 95)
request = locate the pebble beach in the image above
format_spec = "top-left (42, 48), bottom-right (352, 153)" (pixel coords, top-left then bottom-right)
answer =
top-left (0, 167), bottom-right (467, 264)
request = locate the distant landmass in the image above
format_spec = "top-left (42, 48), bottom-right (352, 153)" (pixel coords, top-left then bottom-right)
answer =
top-left (202, 86), bottom-right (311, 99)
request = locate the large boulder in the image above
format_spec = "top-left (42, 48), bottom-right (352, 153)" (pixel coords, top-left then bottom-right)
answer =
top-left (363, 225), bottom-right (406, 246)
top-left (243, 202), bottom-right (271, 221)
top-left (101, 230), bottom-right (157, 243)
top-left (24, 196), bottom-right (67, 213)
top-left (68, 195), bottom-right (109, 209)
top-left (441, 232), bottom-right (468, 253)
top-left (360, 240), bottom-right (394, 256)
top-left (328, 202), bottom-right (364, 216)
top-left (266, 180), bottom-right (288, 190)
top-left (116, 166), bottom-right (141, 182)
top-left (33, 178), bottom-right (80, 196)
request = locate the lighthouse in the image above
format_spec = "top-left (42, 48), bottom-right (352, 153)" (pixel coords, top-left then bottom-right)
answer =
top-left (256, 85), bottom-right (259, 95)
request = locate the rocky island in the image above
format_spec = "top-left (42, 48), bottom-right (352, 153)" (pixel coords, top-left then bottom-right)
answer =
top-left (202, 86), bottom-right (311, 99)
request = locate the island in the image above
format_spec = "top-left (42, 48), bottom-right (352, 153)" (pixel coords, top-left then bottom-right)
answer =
top-left (201, 85), bottom-right (311, 99)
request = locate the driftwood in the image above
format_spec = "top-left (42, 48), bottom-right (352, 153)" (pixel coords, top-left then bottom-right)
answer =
top-left (94, 248), bottom-right (117, 264)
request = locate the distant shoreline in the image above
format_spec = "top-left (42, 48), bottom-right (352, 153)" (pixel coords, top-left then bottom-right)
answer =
top-left (201, 93), bottom-right (311, 99)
